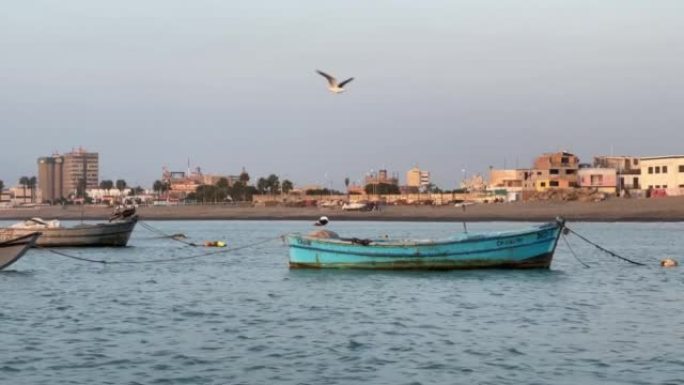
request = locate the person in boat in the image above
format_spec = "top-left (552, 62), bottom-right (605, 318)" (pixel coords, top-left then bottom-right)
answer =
top-left (314, 216), bottom-right (329, 226)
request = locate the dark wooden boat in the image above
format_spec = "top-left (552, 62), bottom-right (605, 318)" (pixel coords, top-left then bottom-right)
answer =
top-left (0, 232), bottom-right (40, 270)
top-left (0, 216), bottom-right (138, 247)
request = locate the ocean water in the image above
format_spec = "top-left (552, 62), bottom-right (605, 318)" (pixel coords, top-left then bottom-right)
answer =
top-left (1, 220), bottom-right (683, 385)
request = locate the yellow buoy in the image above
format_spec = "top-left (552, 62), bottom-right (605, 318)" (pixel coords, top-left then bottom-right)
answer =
top-left (204, 241), bottom-right (227, 248)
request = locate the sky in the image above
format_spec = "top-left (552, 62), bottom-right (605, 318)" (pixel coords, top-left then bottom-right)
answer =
top-left (1, 0), bottom-right (683, 189)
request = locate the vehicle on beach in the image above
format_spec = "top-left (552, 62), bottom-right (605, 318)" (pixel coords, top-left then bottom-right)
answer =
top-left (286, 218), bottom-right (565, 270)
top-left (341, 202), bottom-right (372, 211)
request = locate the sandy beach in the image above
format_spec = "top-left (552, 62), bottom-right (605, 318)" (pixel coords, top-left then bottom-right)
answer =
top-left (1, 197), bottom-right (684, 222)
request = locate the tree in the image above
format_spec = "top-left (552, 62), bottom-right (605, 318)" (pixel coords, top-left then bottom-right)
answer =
top-left (129, 186), bottom-right (144, 196)
top-left (28, 176), bottom-right (37, 202)
top-left (153, 180), bottom-right (163, 194)
top-left (100, 180), bottom-right (114, 192)
top-left (344, 177), bottom-right (350, 200)
top-left (266, 174), bottom-right (280, 195)
top-left (19, 176), bottom-right (29, 203)
top-left (115, 179), bottom-right (127, 194)
top-left (256, 177), bottom-right (268, 194)
top-left (0, 180), bottom-right (4, 194)
top-left (282, 179), bottom-right (293, 194)
top-left (195, 184), bottom-right (227, 203)
top-left (364, 183), bottom-right (399, 195)
top-left (239, 170), bottom-right (250, 184)
top-left (215, 177), bottom-right (230, 189)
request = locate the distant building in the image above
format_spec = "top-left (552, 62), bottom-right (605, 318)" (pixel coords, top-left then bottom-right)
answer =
top-left (406, 167), bottom-right (431, 191)
top-left (0, 190), bottom-right (10, 205)
top-left (37, 148), bottom-right (99, 202)
top-left (532, 151), bottom-right (579, 190)
top-left (161, 166), bottom-right (241, 200)
top-left (364, 169), bottom-right (399, 186)
top-left (488, 169), bottom-right (534, 190)
top-left (460, 174), bottom-right (486, 192)
top-left (578, 168), bottom-right (617, 194)
top-left (38, 155), bottom-right (65, 202)
top-left (62, 148), bottom-right (99, 198)
top-left (593, 155), bottom-right (641, 193)
top-left (8, 185), bottom-right (36, 204)
top-left (640, 155), bottom-right (684, 197)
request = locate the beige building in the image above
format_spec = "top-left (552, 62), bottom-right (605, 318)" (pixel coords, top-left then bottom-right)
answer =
top-left (640, 155), bottom-right (684, 196)
top-left (61, 148), bottom-right (99, 198)
top-left (489, 169), bottom-right (535, 190)
top-left (406, 167), bottom-right (430, 190)
top-left (38, 155), bottom-right (65, 203)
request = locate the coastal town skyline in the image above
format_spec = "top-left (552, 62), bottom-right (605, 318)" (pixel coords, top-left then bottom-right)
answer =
top-left (2, 1), bottom-right (683, 188)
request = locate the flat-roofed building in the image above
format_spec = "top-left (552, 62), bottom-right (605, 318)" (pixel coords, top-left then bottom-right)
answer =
top-left (406, 167), bottom-right (430, 191)
top-left (593, 155), bottom-right (641, 193)
top-left (489, 169), bottom-right (535, 190)
top-left (532, 151), bottom-right (579, 190)
top-left (578, 168), bottom-right (617, 194)
top-left (364, 169), bottom-right (399, 186)
top-left (640, 155), bottom-right (684, 196)
top-left (38, 155), bottom-right (64, 203)
top-left (62, 148), bottom-right (99, 198)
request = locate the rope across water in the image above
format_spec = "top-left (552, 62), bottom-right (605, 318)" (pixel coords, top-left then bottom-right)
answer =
top-left (563, 226), bottom-right (646, 266)
top-left (37, 236), bottom-right (281, 264)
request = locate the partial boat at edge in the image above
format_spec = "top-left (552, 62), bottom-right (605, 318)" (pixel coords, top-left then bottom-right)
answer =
top-left (0, 232), bottom-right (40, 270)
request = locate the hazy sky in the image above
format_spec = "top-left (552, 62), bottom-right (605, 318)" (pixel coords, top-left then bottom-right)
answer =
top-left (2, 0), bottom-right (683, 189)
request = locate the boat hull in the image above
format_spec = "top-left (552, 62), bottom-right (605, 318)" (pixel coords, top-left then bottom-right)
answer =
top-left (0, 233), bottom-right (40, 270)
top-left (0, 217), bottom-right (137, 247)
top-left (287, 220), bottom-right (564, 270)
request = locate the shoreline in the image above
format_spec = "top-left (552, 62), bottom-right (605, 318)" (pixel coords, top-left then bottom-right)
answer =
top-left (2, 196), bottom-right (684, 222)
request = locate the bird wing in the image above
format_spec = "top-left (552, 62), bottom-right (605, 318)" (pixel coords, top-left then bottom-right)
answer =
top-left (316, 70), bottom-right (337, 86)
top-left (338, 77), bottom-right (354, 88)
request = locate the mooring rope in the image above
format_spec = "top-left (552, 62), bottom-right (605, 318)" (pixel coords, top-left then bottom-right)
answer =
top-left (564, 226), bottom-right (646, 266)
top-left (561, 234), bottom-right (590, 268)
top-left (138, 221), bottom-right (200, 247)
top-left (37, 236), bottom-right (282, 265)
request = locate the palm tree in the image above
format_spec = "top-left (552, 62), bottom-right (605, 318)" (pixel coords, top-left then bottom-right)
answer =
top-left (115, 179), bottom-right (127, 202)
top-left (28, 176), bottom-right (37, 203)
top-left (153, 180), bottom-right (163, 194)
top-left (256, 177), bottom-right (268, 195)
top-left (239, 170), bottom-right (250, 201)
top-left (239, 169), bottom-right (250, 184)
top-left (0, 179), bottom-right (4, 194)
top-left (344, 177), bottom-right (350, 201)
top-left (19, 176), bottom-right (29, 203)
top-left (282, 179), bottom-right (293, 195)
top-left (100, 180), bottom-right (114, 193)
top-left (266, 174), bottom-right (280, 195)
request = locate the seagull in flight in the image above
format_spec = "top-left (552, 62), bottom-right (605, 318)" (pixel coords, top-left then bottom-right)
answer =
top-left (316, 70), bottom-right (354, 94)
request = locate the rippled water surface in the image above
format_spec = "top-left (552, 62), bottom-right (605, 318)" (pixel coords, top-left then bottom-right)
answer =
top-left (1, 220), bottom-right (683, 385)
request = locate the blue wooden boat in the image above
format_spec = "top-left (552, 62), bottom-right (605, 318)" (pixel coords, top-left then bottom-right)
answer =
top-left (286, 218), bottom-right (565, 270)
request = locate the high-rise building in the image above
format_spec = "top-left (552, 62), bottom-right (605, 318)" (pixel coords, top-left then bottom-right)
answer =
top-left (406, 167), bottom-right (430, 190)
top-left (37, 148), bottom-right (99, 201)
top-left (37, 155), bottom-right (64, 203)
top-left (62, 148), bottom-right (99, 197)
